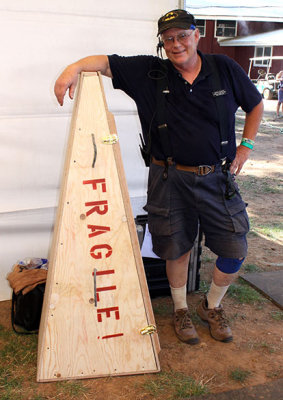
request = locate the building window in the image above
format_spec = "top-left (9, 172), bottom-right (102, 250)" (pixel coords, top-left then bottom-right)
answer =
top-left (215, 20), bottom-right (237, 38)
top-left (196, 19), bottom-right (206, 37)
top-left (254, 47), bottom-right (272, 66)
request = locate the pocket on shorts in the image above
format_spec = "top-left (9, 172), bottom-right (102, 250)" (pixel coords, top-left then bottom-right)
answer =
top-left (224, 196), bottom-right (249, 234)
top-left (143, 164), bottom-right (172, 236)
top-left (144, 204), bottom-right (172, 236)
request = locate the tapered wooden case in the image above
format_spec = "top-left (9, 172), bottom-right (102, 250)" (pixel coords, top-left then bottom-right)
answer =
top-left (37, 72), bottom-right (160, 382)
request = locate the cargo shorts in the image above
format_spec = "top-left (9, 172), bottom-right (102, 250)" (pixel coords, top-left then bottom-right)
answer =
top-left (143, 163), bottom-right (249, 260)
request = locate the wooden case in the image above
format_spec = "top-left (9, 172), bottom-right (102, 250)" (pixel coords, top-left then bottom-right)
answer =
top-left (37, 72), bottom-right (160, 382)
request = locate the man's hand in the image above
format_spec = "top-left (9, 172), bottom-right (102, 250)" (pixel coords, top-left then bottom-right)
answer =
top-left (54, 65), bottom-right (79, 106)
top-left (230, 144), bottom-right (252, 175)
top-left (54, 56), bottom-right (112, 106)
top-left (231, 101), bottom-right (263, 175)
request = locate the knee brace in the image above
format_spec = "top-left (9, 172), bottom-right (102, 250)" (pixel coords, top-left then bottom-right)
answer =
top-left (216, 256), bottom-right (245, 274)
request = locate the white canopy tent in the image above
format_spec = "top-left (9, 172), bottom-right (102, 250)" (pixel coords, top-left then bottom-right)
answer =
top-left (186, 1), bottom-right (283, 22)
top-left (0, 0), bottom-right (179, 301)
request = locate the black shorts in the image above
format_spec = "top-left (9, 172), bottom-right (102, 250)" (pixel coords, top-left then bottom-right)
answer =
top-left (144, 163), bottom-right (249, 260)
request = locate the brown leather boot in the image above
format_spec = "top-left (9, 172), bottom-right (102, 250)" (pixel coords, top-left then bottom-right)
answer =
top-left (197, 298), bottom-right (233, 342)
top-left (173, 308), bottom-right (199, 345)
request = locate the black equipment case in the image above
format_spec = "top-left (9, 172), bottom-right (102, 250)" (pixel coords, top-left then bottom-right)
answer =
top-left (135, 214), bottom-right (202, 298)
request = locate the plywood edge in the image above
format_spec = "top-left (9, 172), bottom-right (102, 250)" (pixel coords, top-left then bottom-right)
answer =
top-left (37, 366), bottom-right (160, 383)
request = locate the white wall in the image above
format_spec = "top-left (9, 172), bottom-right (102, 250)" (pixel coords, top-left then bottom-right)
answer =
top-left (0, 0), bottom-right (179, 300)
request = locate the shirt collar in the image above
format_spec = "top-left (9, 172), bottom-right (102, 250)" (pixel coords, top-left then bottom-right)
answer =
top-left (166, 50), bottom-right (213, 81)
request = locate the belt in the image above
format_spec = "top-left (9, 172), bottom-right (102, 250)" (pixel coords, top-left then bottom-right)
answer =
top-left (151, 156), bottom-right (216, 176)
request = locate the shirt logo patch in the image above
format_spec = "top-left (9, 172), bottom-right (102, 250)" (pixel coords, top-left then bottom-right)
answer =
top-left (212, 90), bottom-right (227, 97)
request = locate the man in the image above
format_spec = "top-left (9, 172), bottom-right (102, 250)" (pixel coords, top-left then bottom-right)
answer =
top-left (55, 9), bottom-right (263, 345)
top-left (276, 70), bottom-right (283, 118)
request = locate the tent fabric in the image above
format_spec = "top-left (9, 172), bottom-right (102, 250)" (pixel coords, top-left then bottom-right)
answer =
top-left (0, 0), bottom-right (175, 301)
top-left (186, 1), bottom-right (283, 22)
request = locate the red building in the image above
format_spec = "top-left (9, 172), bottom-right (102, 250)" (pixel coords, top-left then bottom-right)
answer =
top-left (186, 3), bottom-right (283, 79)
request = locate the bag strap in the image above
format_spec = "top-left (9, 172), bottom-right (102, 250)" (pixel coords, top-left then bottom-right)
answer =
top-left (155, 61), bottom-right (173, 179)
top-left (11, 291), bottom-right (38, 335)
top-left (139, 59), bottom-right (170, 168)
top-left (205, 54), bottom-right (229, 160)
top-left (156, 64), bottom-right (172, 161)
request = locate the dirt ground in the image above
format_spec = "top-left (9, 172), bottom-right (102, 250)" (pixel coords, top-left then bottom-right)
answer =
top-left (0, 100), bottom-right (282, 399)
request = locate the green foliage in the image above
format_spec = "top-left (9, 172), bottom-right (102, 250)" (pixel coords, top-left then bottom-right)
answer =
top-left (56, 380), bottom-right (89, 398)
top-left (255, 223), bottom-right (283, 241)
top-left (228, 281), bottom-right (265, 304)
top-left (238, 176), bottom-right (282, 195)
top-left (247, 339), bottom-right (277, 354)
top-left (270, 310), bottom-right (283, 321)
top-left (229, 367), bottom-right (251, 382)
top-left (0, 325), bottom-right (11, 341)
top-left (242, 263), bottom-right (261, 273)
top-left (0, 324), bottom-right (89, 400)
top-left (0, 365), bottom-right (24, 400)
top-left (201, 255), bottom-right (215, 263)
top-left (197, 280), bottom-right (210, 294)
top-left (248, 218), bottom-right (283, 242)
top-left (153, 301), bottom-right (171, 316)
top-left (142, 371), bottom-right (209, 399)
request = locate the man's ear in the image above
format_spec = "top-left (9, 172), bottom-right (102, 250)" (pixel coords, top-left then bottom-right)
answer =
top-left (194, 28), bottom-right (200, 44)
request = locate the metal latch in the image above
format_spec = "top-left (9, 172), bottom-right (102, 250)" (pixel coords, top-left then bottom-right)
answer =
top-left (102, 134), bottom-right (118, 144)
top-left (140, 324), bottom-right (157, 335)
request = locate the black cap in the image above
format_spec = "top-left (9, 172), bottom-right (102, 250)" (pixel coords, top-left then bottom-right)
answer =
top-left (157, 9), bottom-right (196, 36)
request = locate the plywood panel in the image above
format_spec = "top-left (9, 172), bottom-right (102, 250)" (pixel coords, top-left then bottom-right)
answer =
top-left (37, 72), bottom-right (160, 382)
top-left (240, 270), bottom-right (283, 309)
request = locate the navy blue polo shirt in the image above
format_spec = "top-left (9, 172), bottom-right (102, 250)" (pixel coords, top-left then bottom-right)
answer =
top-left (108, 51), bottom-right (262, 166)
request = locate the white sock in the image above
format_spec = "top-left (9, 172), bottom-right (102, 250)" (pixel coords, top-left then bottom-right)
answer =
top-left (207, 280), bottom-right (229, 309)
top-left (170, 284), bottom-right (188, 311)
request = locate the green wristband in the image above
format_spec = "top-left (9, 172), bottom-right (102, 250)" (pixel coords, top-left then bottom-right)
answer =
top-left (240, 141), bottom-right (253, 150)
top-left (241, 137), bottom-right (255, 145)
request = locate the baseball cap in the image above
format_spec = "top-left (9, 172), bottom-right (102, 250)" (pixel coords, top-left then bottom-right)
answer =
top-left (157, 9), bottom-right (196, 36)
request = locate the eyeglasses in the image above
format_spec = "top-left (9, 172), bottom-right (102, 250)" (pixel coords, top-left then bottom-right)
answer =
top-left (162, 30), bottom-right (195, 47)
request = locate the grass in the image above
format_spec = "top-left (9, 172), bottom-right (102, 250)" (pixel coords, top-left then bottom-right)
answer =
top-left (242, 263), bottom-right (261, 273)
top-left (266, 369), bottom-right (282, 378)
top-left (247, 340), bottom-right (277, 354)
top-left (0, 326), bottom-right (37, 367)
top-left (253, 222), bottom-right (283, 242)
top-left (141, 371), bottom-right (209, 399)
top-left (0, 325), bottom-right (37, 399)
top-left (238, 176), bottom-right (283, 195)
top-left (227, 312), bottom-right (247, 323)
top-left (201, 255), bottom-right (215, 264)
top-left (31, 397), bottom-right (47, 400)
top-left (270, 310), bottom-right (283, 321)
top-left (153, 300), bottom-right (172, 316)
top-left (0, 365), bottom-right (25, 400)
top-left (197, 280), bottom-right (210, 295)
top-left (227, 281), bottom-right (265, 304)
top-left (229, 367), bottom-right (251, 383)
top-left (248, 216), bottom-right (283, 242)
top-left (56, 381), bottom-right (89, 398)
top-left (0, 323), bottom-right (89, 400)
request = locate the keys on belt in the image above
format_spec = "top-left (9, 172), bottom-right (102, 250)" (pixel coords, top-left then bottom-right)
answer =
top-left (151, 157), bottom-right (216, 176)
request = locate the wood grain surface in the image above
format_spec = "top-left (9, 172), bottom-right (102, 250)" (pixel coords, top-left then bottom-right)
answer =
top-left (37, 72), bottom-right (160, 382)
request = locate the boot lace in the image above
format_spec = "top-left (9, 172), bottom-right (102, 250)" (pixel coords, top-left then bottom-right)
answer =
top-left (176, 310), bottom-right (193, 329)
top-left (210, 308), bottom-right (229, 329)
